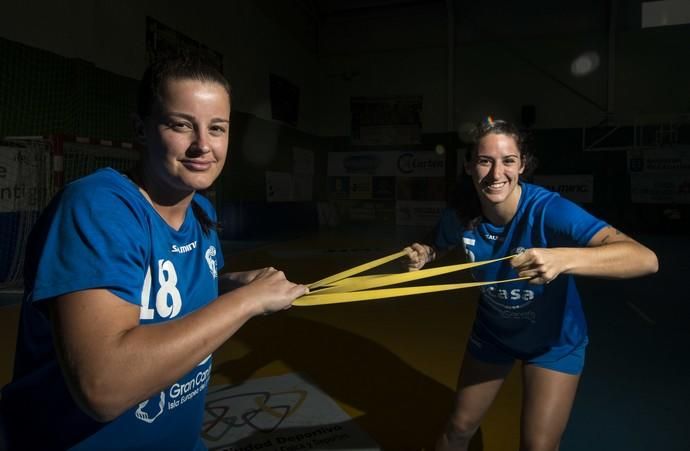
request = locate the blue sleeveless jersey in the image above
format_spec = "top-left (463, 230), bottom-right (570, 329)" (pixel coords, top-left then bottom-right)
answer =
top-left (434, 182), bottom-right (607, 360)
top-left (1, 168), bottom-right (223, 450)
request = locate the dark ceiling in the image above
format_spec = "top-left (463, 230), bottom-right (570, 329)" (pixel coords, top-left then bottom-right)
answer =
top-left (306, 0), bottom-right (638, 37)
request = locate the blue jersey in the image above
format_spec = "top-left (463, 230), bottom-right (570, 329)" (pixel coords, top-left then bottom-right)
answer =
top-left (1, 168), bottom-right (223, 450)
top-left (434, 182), bottom-right (607, 360)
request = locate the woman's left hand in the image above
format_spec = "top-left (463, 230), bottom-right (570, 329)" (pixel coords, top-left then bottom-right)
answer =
top-left (510, 248), bottom-right (568, 285)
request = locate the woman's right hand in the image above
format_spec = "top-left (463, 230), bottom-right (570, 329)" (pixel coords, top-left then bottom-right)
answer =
top-left (240, 267), bottom-right (308, 315)
top-left (403, 243), bottom-right (436, 271)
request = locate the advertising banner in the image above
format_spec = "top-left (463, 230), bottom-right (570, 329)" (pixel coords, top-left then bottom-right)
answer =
top-left (533, 174), bottom-right (594, 203)
top-left (328, 151), bottom-right (445, 177)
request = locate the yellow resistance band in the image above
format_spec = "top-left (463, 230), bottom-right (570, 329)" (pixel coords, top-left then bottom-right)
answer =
top-left (293, 251), bottom-right (528, 306)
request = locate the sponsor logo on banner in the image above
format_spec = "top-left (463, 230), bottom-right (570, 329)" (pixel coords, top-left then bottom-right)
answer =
top-left (328, 151), bottom-right (445, 177)
top-left (627, 146), bottom-right (690, 174)
top-left (627, 147), bottom-right (690, 203)
top-left (533, 175), bottom-right (593, 203)
top-left (397, 153), bottom-right (444, 175)
top-left (630, 173), bottom-right (690, 204)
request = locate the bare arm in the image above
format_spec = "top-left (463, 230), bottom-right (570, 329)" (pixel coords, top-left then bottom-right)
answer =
top-left (51, 267), bottom-right (306, 422)
top-left (511, 226), bottom-right (659, 285)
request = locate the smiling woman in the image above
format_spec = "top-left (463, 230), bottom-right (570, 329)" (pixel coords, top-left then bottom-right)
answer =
top-left (0, 53), bottom-right (307, 450)
top-left (468, 132), bottom-right (525, 224)
top-left (403, 117), bottom-right (658, 451)
top-left (132, 57), bottom-right (232, 230)
top-left (133, 78), bottom-right (231, 229)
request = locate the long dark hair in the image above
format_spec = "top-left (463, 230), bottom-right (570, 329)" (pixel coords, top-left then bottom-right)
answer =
top-left (451, 117), bottom-right (537, 228)
top-left (136, 52), bottom-right (230, 235)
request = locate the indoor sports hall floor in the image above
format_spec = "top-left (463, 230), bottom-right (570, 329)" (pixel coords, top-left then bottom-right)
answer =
top-left (0, 225), bottom-right (687, 450)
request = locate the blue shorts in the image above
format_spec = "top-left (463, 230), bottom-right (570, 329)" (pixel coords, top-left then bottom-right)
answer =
top-left (467, 333), bottom-right (588, 375)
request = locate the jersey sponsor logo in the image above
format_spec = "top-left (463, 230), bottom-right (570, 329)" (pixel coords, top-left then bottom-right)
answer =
top-left (205, 246), bottom-right (218, 279)
top-left (464, 237), bottom-right (536, 321)
top-left (484, 233), bottom-right (503, 241)
top-left (500, 309), bottom-right (536, 322)
top-left (481, 285), bottom-right (535, 306)
top-left (481, 285), bottom-right (536, 322)
top-left (171, 240), bottom-right (198, 254)
top-left (168, 365), bottom-right (211, 411)
top-left (135, 361), bottom-right (212, 420)
top-left (135, 391), bottom-right (165, 424)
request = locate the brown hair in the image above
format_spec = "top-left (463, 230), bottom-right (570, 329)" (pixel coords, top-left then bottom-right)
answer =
top-left (137, 51), bottom-right (231, 119)
top-left (451, 117), bottom-right (537, 228)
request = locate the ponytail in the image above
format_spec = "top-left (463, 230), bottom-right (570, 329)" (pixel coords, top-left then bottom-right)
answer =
top-left (191, 200), bottom-right (220, 236)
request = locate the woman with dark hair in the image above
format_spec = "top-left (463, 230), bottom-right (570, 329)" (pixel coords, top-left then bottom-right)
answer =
top-left (404, 117), bottom-right (658, 451)
top-left (0, 54), bottom-right (307, 450)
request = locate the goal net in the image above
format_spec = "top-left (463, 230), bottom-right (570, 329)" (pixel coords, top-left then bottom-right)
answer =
top-left (0, 136), bottom-right (140, 289)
